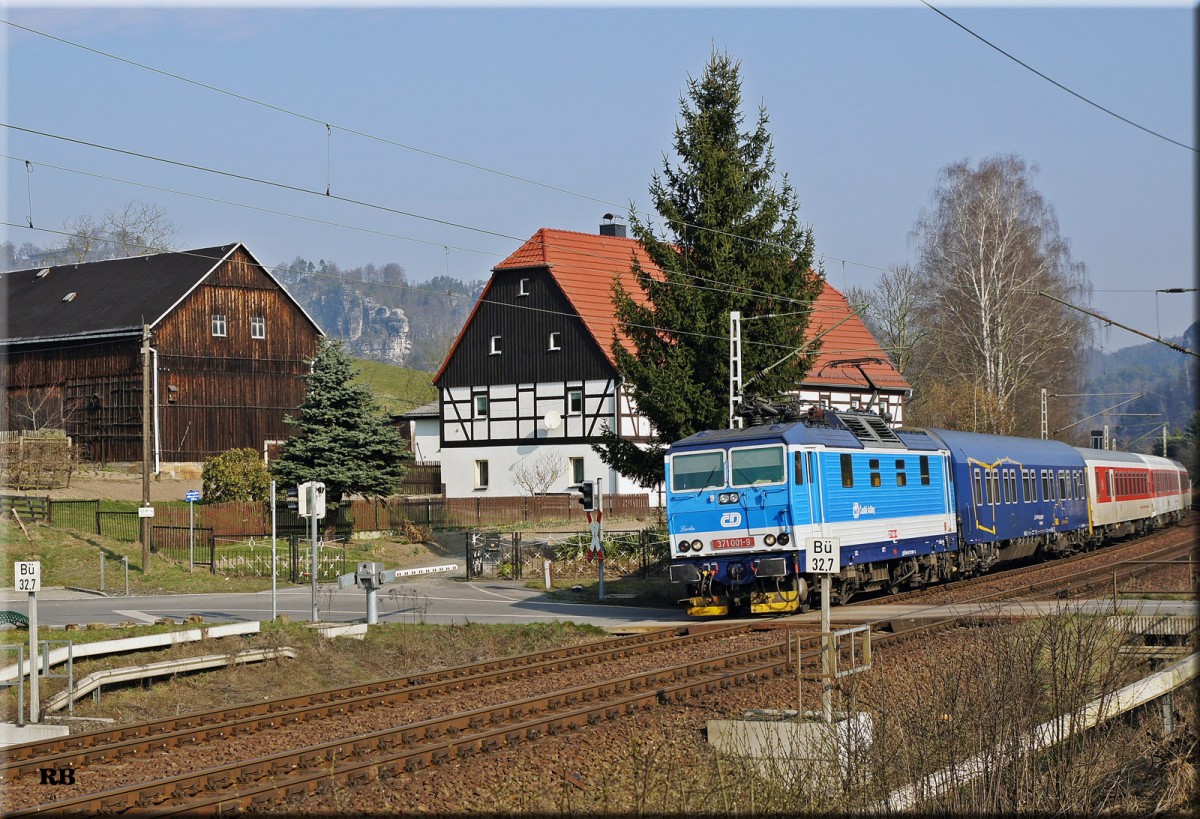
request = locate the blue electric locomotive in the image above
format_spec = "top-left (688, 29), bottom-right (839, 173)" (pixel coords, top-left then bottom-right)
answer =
top-left (666, 408), bottom-right (959, 616)
top-left (666, 407), bottom-right (1097, 616)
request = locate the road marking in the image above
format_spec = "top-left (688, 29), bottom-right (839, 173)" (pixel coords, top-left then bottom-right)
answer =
top-left (112, 609), bottom-right (158, 623)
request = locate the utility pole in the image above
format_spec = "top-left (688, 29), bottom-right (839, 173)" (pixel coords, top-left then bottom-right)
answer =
top-left (141, 324), bottom-right (152, 574)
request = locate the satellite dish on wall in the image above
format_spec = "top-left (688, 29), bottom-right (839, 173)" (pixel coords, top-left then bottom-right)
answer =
top-left (543, 410), bottom-right (562, 431)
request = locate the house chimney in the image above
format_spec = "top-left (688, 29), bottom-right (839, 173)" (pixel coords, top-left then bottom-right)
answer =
top-left (599, 213), bottom-right (626, 238)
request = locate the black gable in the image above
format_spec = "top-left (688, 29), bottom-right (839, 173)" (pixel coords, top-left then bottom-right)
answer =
top-left (1, 244), bottom-right (238, 344)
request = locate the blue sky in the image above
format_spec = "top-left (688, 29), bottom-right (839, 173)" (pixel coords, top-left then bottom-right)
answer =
top-left (2, 2), bottom-right (1194, 349)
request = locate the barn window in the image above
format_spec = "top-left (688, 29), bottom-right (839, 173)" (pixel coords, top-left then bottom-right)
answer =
top-left (518, 278), bottom-right (530, 296)
top-left (211, 314), bottom-right (227, 337)
top-left (568, 389), bottom-right (583, 415)
top-left (474, 460), bottom-right (489, 490)
top-left (251, 315), bottom-right (265, 339)
top-left (489, 336), bottom-right (502, 355)
top-left (548, 332), bottom-right (562, 351)
top-left (474, 394), bottom-right (489, 418)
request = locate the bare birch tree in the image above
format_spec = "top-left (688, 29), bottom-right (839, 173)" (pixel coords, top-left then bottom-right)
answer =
top-left (512, 450), bottom-right (565, 496)
top-left (51, 201), bottom-right (178, 264)
top-left (908, 156), bottom-right (1091, 436)
top-left (846, 262), bottom-right (930, 379)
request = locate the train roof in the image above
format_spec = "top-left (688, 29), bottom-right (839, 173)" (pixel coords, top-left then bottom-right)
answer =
top-left (1075, 447), bottom-right (1188, 472)
top-left (927, 428), bottom-right (1085, 467)
top-left (669, 415), bottom-right (945, 453)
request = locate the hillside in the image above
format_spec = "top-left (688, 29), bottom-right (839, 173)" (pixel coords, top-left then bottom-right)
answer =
top-left (1083, 322), bottom-right (1198, 453)
top-left (353, 359), bottom-right (437, 415)
top-left (275, 257), bottom-right (483, 371)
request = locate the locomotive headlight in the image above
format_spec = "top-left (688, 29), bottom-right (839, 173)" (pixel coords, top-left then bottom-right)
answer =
top-left (764, 534), bottom-right (777, 546)
top-left (678, 540), bottom-right (691, 553)
top-left (691, 539), bottom-right (704, 551)
top-left (778, 533), bottom-right (790, 545)
top-left (717, 492), bottom-right (740, 504)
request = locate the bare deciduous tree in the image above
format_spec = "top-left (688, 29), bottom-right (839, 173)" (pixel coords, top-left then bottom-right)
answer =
top-left (908, 155), bottom-right (1092, 435)
top-left (846, 262), bottom-right (930, 379)
top-left (512, 450), bottom-right (565, 496)
top-left (51, 201), bottom-right (178, 264)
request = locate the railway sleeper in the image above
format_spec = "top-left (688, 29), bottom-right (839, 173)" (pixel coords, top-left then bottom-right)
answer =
top-left (432, 749), bottom-right (450, 765)
top-left (505, 732), bottom-right (522, 746)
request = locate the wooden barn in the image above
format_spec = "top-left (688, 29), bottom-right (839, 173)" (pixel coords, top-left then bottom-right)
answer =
top-left (1, 243), bottom-right (323, 467)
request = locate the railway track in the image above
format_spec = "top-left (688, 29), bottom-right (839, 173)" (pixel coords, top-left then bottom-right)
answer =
top-left (4, 619), bottom-right (792, 806)
top-left (8, 520), bottom-right (1191, 814)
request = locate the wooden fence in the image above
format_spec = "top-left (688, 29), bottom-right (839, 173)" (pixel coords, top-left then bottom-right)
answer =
top-left (9, 492), bottom-right (657, 540)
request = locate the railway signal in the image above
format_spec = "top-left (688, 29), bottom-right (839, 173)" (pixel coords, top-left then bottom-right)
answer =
top-left (576, 480), bottom-right (595, 512)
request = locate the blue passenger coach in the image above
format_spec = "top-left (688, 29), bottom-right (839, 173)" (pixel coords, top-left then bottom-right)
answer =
top-left (926, 429), bottom-right (1089, 562)
top-left (666, 410), bottom-right (959, 616)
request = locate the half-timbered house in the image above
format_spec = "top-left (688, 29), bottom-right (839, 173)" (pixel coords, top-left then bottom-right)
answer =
top-left (1, 243), bottom-right (322, 469)
top-left (433, 224), bottom-right (910, 501)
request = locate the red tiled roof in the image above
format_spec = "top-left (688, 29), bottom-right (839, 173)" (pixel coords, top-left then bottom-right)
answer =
top-left (438, 227), bottom-right (909, 393)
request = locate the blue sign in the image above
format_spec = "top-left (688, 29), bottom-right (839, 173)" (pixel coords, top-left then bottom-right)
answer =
top-left (185, 490), bottom-right (201, 503)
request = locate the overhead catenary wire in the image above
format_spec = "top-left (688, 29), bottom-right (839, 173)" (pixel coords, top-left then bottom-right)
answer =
top-left (0, 16), bottom-right (891, 278)
top-left (3, 221), bottom-right (875, 359)
top-left (0, 145), bottom-right (844, 310)
top-left (920, 0), bottom-right (1194, 153)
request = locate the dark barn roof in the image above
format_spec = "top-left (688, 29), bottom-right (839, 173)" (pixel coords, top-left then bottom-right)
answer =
top-left (1, 243), bottom-right (319, 345)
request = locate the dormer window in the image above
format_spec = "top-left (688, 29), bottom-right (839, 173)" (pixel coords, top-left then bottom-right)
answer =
top-left (518, 278), bottom-right (530, 297)
top-left (548, 332), bottom-right (562, 351)
top-left (212, 314), bottom-right (227, 337)
top-left (490, 335), bottom-right (502, 355)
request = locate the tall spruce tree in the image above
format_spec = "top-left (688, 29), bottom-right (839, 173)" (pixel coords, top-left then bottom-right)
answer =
top-left (271, 338), bottom-right (408, 506)
top-left (595, 52), bottom-right (823, 486)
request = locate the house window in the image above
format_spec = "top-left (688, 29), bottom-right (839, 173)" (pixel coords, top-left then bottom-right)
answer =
top-left (570, 456), bottom-right (585, 485)
top-left (568, 389), bottom-right (583, 415)
top-left (474, 394), bottom-right (489, 418)
top-left (490, 335), bottom-right (502, 355)
top-left (211, 314), bottom-right (227, 337)
top-left (548, 332), bottom-right (562, 351)
top-left (474, 460), bottom-right (489, 490)
top-left (518, 278), bottom-right (530, 296)
top-left (251, 315), bottom-right (265, 339)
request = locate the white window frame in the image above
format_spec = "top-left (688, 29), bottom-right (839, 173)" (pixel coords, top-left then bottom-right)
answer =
top-left (568, 389), bottom-right (583, 415)
top-left (211, 314), bottom-right (227, 337)
top-left (474, 459), bottom-right (489, 490)
top-left (474, 394), bottom-right (489, 418)
top-left (250, 315), bottom-right (265, 339)
top-left (548, 331), bottom-right (562, 351)
top-left (570, 456), bottom-right (585, 485)
top-left (518, 278), bottom-right (530, 297)
top-left (489, 335), bottom-right (502, 355)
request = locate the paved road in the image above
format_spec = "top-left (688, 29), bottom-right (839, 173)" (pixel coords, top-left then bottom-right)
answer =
top-left (0, 574), bottom-right (691, 630)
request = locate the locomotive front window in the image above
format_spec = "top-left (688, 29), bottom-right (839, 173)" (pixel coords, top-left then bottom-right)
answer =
top-left (671, 451), bottom-right (726, 492)
top-left (731, 446), bottom-right (785, 486)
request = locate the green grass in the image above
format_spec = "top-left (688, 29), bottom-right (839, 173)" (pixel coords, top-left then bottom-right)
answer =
top-left (0, 519), bottom-right (436, 597)
top-left (353, 359), bottom-right (436, 415)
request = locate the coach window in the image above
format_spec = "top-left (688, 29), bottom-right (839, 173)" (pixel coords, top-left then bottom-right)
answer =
top-left (987, 470), bottom-right (999, 505)
top-left (869, 458), bottom-right (881, 488)
top-left (895, 459), bottom-right (907, 487)
top-left (1041, 470), bottom-right (1051, 501)
top-left (1105, 471), bottom-right (1114, 499)
top-left (1001, 471), bottom-right (1011, 504)
top-left (841, 454), bottom-right (854, 488)
top-left (919, 455), bottom-right (930, 485)
top-left (732, 446), bottom-right (785, 487)
top-left (971, 469), bottom-right (983, 506)
top-left (793, 452), bottom-right (805, 485)
top-left (671, 450), bottom-right (725, 492)
top-left (1059, 471), bottom-right (1068, 501)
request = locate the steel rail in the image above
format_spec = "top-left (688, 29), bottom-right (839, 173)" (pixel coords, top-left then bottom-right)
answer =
top-left (1, 624), bottom-right (752, 780)
top-left (8, 639), bottom-right (790, 815)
